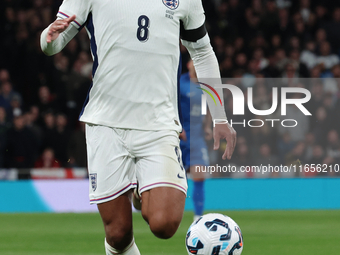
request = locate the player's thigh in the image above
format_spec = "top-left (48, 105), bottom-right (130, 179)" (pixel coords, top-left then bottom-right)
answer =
top-left (135, 130), bottom-right (187, 233)
top-left (86, 124), bottom-right (136, 204)
top-left (97, 190), bottom-right (133, 250)
top-left (142, 187), bottom-right (186, 224)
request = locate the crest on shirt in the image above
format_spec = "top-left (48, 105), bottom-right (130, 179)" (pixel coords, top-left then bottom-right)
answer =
top-left (163, 0), bottom-right (179, 10)
top-left (89, 173), bottom-right (97, 191)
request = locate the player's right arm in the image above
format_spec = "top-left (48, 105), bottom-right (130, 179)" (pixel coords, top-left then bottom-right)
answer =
top-left (40, 0), bottom-right (91, 56)
top-left (40, 15), bottom-right (78, 56)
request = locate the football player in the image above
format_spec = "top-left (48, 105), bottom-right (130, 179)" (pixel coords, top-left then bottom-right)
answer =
top-left (40, 0), bottom-right (236, 254)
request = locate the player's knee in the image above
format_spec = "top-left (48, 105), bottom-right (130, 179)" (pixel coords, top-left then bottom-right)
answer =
top-left (141, 210), bottom-right (149, 224)
top-left (105, 222), bottom-right (133, 250)
top-left (149, 212), bottom-right (181, 239)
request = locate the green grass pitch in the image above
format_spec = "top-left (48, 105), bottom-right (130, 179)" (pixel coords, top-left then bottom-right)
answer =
top-left (0, 210), bottom-right (339, 255)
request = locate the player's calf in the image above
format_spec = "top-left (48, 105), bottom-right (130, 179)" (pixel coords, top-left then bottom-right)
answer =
top-left (97, 191), bottom-right (134, 251)
top-left (104, 220), bottom-right (133, 250)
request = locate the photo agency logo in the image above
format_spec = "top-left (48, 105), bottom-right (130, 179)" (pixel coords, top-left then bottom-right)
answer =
top-left (200, 84), bottom-right (312, 128)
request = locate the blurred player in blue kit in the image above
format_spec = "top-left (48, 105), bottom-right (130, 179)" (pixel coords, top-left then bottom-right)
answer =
top-left (180, 60), bottom-right (212, 221)
top-left (40, 0), bottom-right (236, 254)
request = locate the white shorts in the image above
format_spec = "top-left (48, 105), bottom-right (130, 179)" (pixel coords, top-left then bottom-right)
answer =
top-left (85, 124), bottom-right (187, 204)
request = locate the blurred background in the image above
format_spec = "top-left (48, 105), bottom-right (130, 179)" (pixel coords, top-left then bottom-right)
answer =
top-left (2, 0), bottom-right (340, 173)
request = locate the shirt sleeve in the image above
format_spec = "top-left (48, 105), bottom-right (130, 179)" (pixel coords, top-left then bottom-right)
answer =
top-left (40, 23), bottom-right (79, 56)
top-left (183, 43), bottom-right (227, 120)
top-left (180, 0), bottom-right (226, 120)
top-left (57, 0), bottom-right (91, 30)
top-left (180, 0), bottom-right (207, 43)
top-left (181, 0), bottom-right (205, 30)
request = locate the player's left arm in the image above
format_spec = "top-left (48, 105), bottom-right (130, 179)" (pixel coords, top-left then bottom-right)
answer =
top-left (184, 41), bottom-right (236, 160)
top-left (180, 0), bottom-right (236, 160)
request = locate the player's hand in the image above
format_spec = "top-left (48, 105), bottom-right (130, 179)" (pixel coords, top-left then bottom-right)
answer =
top-left (213, 122), bottom-right (236, 160)
top-left (46, 15), bottom-right (76, 43)
top-left (179, 129), bottom-right (187, 141)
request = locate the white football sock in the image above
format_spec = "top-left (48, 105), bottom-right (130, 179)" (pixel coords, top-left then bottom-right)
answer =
top-left (105, 238), bottom-right (141, 255)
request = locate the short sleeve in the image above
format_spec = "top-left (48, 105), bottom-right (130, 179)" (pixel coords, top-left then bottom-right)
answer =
top-left (57, 0), bottom-right (91, 29)
top-left (181, 0), bottom-right (205, 30)
top-left (180, 0), bottom-right (206, 42)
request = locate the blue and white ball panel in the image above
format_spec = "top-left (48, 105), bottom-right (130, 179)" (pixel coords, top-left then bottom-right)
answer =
top-left (185, 213), bottom-right (243, 255)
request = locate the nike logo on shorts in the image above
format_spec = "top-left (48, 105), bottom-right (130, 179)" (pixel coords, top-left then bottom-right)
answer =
top-left (177, 173), bottom-right (185, 179)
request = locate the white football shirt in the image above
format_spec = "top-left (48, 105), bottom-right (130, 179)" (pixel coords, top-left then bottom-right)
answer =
top-left (57, 0), bottom-right (207, 132)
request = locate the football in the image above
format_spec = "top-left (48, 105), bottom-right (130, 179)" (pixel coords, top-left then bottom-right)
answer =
top-left (185, 213), bottom-right (243, 255)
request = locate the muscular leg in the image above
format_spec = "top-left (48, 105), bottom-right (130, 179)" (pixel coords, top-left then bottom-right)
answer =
top-left (190, 165), bottom-right (206, 217)
top-left (97, 190), bottom-right (133, 251)
top-left (141, 187), bottom-right (186, 239)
